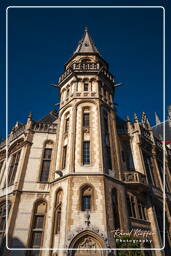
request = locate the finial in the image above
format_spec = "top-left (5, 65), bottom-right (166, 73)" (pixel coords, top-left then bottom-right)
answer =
top-left (126, 115), bottom-right (130, 121)
top-left (27, 112), bottom-right (32, 122)
top-left (134, 113), bottom-right (138, 122)
top-left (142, 112), bottom-right (147, 123)
top-left (84, 26), bottom-right (88, 32)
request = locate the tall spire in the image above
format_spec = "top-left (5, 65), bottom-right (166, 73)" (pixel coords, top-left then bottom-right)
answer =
top-left (74, 27), bottom-right (100, 55)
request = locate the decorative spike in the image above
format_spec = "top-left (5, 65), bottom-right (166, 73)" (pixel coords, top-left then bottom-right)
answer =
top-left (126, 115), bottom-right (130, 121)
top-left (27, 112), bottom-right (32, 122)
top-left (155, 112), bottom-right (161, 125)
top-left (134, 113), bottom-right (138, 122)
top-left (142, 112), bottom-right (147, 123)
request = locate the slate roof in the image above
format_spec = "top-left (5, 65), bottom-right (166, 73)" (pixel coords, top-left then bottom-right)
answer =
top-left (73, 27), bottom-right (100, 55)
top-left (37, 110), bottom-right (58, 123)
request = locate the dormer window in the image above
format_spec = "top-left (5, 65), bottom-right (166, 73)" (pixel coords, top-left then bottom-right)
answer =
top-left (84, 83), bottom-right (89, 91)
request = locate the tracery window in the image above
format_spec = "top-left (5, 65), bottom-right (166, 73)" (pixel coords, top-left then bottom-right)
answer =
top-left (8, 150), bottom-right (21, 186)
top-left (55, 189), bottom-right (63, 234)
top-left (40, 141), bottom-right (53, 182)
top-left (28, 201), bottom-right (47, 254)
top-left (0, 202), bottom-right (11, 247)
top-left (81, 185), bottom-right (93, 211)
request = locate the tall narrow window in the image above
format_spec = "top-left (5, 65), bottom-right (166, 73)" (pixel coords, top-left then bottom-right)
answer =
top-left (84, 83), bottom-right (89, 91)
top-left (65, 118), bottom-right (70, 133)
top-left (111, 188), bottom-right (120, 229)
top-left (83, 113), bottom-right (89, 128)
top-left (83, 141), bottom-right (90, 165)
top-left (127, 195), bottom-right (136, 218)
top-left (62, 146), bottom-right (67, 169)
top-left (81, 185), bottom-right (93, 211)
top-left (0, 202), bottom-right (11, 247)
top-left (29, 201), bottom-right (47, 255)
top-left (8, 150), bottom-right (21, 186)
top-left (40, 148), bottom-right (52, 182)
top-left (55, 189), bottom-right (63, 234)
top-left (137, 200), bottom-right (147, 220)
top-left (143, 153), bottom-right (155, 185)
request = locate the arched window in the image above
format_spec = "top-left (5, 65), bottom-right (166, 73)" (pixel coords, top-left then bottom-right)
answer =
top-left (40, 141), bottom-right (53, 182)
top-left (0, 202), bottom-right (11, 246)
top-left (81, 185), bottom-right (93, 211)
top-left (29, 201), bottom-right (47, 253)
top-left (111, 188), bottom-right (120, 229)
top-left (55, 189), bottom-right (63, 234)
top-left (8, 150), bottom-right (21, 186)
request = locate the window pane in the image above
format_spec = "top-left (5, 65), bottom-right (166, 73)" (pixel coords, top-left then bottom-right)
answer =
top-left (83, 195), bottom-right (91, 210)
top-left (34, 216), bottom-right (44, 229)
top-left (62, 146), bottom-right (67, 169)
top-left (42, 160), bottom-right (50, 171)
top-left (32, 232), bottom-right (42, 246)
top-left (84, 83), bottom-right (88, 91)
top-left (83, 113), bottom-right (89, 127)
top-left (43, 149), bottom-right (52, 159)
top-left (83, 141), bottom-right (90, 165)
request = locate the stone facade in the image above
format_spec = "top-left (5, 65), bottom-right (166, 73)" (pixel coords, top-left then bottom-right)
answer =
top-left (0, 29), bottom-right (171, 256)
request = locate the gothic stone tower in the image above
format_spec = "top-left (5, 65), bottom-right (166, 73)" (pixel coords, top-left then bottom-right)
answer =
top-left (0, 28), bottom-right (170, 256)
top-left (51, 28), bottom-right (129, 255)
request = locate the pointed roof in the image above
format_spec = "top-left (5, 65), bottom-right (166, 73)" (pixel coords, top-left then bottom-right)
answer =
top-left (74, 27), bottom-right (100, 55)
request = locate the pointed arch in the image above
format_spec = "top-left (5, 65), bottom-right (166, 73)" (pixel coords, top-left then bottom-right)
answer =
top-left (80, 184), bottom-right (94, 211)
top-left (54, 188), bottom-right (63, 234)
top-left (68, 231), bottom-right (105, 256)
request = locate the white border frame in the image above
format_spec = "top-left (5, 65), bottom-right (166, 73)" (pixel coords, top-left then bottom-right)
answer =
top-left (5, 5), bottom-right (165, 252)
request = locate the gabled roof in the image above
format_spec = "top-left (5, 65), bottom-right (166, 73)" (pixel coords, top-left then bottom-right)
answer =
top-left (73, 27), bottom-right (100, 55)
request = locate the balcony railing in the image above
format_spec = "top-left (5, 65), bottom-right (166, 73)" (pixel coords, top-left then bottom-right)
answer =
top-left (59, 62), bottom-right (114, 83)
top-left (123, 171), bottom-right (147, 185)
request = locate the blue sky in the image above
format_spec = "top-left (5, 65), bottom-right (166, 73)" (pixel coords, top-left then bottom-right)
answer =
top-left (0, 1), bottom-right (171, 139)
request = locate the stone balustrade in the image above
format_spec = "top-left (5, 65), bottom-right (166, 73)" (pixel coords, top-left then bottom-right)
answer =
top-left (32, 122), bottom-right (57, 133)
top-left (123, 171), bottom-right (147, 185)
top-left (59, 62), bottom-right (114, 83)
